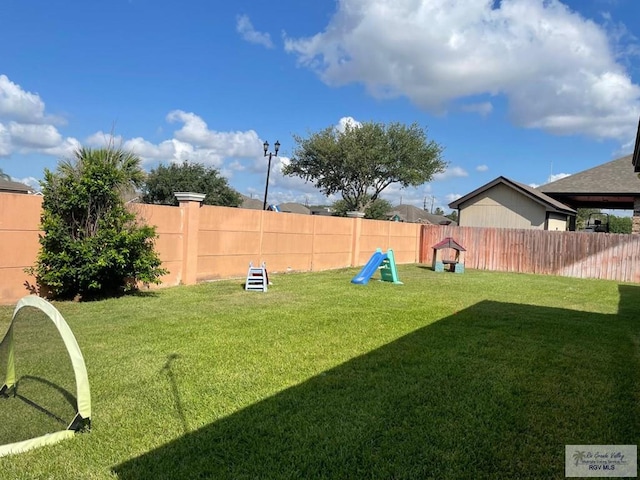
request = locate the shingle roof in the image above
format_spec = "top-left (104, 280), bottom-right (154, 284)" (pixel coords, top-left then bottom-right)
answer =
top-left (278, 202), bottom-right (311, 215)
top-left (240, 196), bottom-right (264, 210)
top-left (0, 179), bottom-right (33, 194)
top-left (538, 155), bottom-right (640, 194)
top-left (388, 204), bottom-right (457, 225)
top-left (449, 176), bottom-right (576, 214)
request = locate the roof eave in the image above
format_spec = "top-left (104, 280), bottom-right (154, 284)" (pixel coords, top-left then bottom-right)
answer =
top-left (633, 117), bottom-right (640, 173)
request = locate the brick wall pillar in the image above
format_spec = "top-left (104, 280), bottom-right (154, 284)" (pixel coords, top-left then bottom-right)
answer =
top-left (634, 197), bottom-right (640, 234)
top-left (175, 192), bottom-right (206, 285)
top-left (349, 214), bottom-right (364, 266)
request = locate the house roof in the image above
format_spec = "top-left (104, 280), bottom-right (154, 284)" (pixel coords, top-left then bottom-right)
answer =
top-left (537, 155), bottom-right (640, 209)
top-left (0, 178), bottom-right (33, 194)
top-left (449, 176), bottom-right (576, 215)
top-left (278, 202), bottom-right (311, 215)
top-left (388, 204), bottom-right (457, 225)
top-left (240, 196), bottom-right (264, 210)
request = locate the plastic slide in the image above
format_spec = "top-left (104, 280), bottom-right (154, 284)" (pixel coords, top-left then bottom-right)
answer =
top-left (351, 251), bottom-right (387, 285)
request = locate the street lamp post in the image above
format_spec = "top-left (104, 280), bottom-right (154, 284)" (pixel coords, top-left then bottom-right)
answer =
top-left (262, 140), bottom-right (280, 210)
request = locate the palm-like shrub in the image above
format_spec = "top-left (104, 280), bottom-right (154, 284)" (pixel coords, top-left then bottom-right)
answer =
top-left (29, 147), bottom-right (166, 299)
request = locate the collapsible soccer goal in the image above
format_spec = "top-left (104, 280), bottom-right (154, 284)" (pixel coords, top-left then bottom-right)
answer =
top-left (0, 296), bottom-right (91, 457)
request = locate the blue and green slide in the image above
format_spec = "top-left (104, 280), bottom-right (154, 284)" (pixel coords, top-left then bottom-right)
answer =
top-left (351, 248), bottom-right (403, 285)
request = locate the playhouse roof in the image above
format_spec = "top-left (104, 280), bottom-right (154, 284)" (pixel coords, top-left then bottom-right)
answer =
top-left (432, 237), bottom-right (465, 251)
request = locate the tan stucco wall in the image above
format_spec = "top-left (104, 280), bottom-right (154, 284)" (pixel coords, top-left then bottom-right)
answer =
top-left (0, 194), bottom-right (422, 304)
top-left (0, 193), bottom-right (43, 303)
top-left (130, 203), bottom-right (184, 286)
top-left (547, 213), bottom-right (568, 231)
top-left (458, 184), bottom-right (547, 229)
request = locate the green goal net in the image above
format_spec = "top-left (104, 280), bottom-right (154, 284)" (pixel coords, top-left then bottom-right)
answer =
top-left (0, 296), bottom-right (91, 456)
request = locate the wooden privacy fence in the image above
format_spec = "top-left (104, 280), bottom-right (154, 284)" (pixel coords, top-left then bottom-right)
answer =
top-left (420, 225), bottom-right (640, 283)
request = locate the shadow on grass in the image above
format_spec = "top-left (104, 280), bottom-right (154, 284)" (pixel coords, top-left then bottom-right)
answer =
top-left (0, 375), bottom-right (78, 445)
top-left (162, 354), bottom-right (188, 435)
top-left (114, 285), bottom-right (640, 480)
top-left (13, 375), bottom-right (77, 426)
top-left (415, 264), bottom-right (434, 271)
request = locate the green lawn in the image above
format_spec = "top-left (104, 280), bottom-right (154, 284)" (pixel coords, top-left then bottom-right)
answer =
top-left (0, 266), bottom-right (638, 479)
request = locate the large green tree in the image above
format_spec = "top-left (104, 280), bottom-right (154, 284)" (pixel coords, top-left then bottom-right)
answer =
top-left (332, 197), bottom-right (393, 220)
top-left (284, 122), bottom-right (446, 213)
top-left (142, 162), bottom-right (242, 207)
top-left (29, 147), bottom-right (166, 299)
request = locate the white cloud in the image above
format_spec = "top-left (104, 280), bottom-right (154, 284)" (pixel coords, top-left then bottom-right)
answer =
top-left (460, 102), bottom-right (493, 116)
top-left (41, 137), bottom-right (81, 159)
top-left (123, 137), bottom-right (181, 162)
top-left (433, 166), bottom-right (468, 180)
top-left (285, 0), bottom-right (640, 142)
top-left (83, 113), bottom-right (264, 174)
top-left (476, 164), bottom-right (489, 172)
top-left (336, 116), bottom-right (361, 132)
top-left (0, 75), bottom-right (50, 124)
top-left (86, 131), bottom-right (124, 148)
top-left (251, 153), bottom-right (333, 205)
top-left (377, 183), bottom-right (435, 209)
top-left (167, 110), bottom-right (262, 157)
top-left (547, 172), bottom-right (571, 182)
top-left (0, 74), bottom-right (75, 160)
top-left (0, 124), bottom-right (11, 156)
top-left (227, 160), bottom-right (246, 172)
top-left (8, 122), bottom-right (62, 148)
top-left (446, 193), bottom-right (463, 203)
top-left (236, 14), bottom-right (274, 49)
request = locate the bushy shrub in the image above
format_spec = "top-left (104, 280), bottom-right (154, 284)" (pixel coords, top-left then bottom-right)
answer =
top-left (29, 147), bottom-right (167, 299)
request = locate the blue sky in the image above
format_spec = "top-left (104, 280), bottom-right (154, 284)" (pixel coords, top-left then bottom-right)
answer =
top-left (1, 0), bottom-right (639, 213)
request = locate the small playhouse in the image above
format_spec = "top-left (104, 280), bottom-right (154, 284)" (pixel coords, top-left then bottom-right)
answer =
top-left (431, 237), bottom-right (466, 273)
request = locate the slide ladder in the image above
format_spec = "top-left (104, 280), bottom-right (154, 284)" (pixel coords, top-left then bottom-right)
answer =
top-left (379, 249), bottom-right (403, 284)
top-left (245, 262), bottom-right (269, 292)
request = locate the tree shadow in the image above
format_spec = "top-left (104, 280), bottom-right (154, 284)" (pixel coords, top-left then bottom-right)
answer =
top-left (22, 280), bottom-right (161, 302)
top-left (0, 375), bottom-right (77, 444)
top-left (113, 285), bottom-right (640, 479)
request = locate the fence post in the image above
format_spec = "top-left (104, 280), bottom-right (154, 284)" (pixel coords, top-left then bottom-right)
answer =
top-left (349, 214), bottom-right (364, 266)
top-left (174, 192), bottom-right (206, 285)
top-left (633, 197), bottom-right (640, 234)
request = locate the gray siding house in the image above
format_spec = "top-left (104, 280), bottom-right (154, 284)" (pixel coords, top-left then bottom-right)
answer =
top-left (449, 176), bottom-right (575, 230)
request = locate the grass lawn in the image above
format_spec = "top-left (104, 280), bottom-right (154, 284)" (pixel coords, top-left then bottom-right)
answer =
top-left (0, 265), bottom-right (638, 479)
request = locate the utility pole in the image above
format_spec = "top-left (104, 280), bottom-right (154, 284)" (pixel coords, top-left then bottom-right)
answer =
top-left (430, 195), bottom-right (435, 214)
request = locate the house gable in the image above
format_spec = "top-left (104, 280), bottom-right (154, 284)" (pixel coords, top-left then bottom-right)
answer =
top-left (450, 176), bottom-right (574, 230)
top-left (457, 183), bottom-right (548, 229)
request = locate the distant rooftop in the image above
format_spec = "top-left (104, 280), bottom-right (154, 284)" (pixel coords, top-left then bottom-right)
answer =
top-left (0, 178), bottom-right (34, 194)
